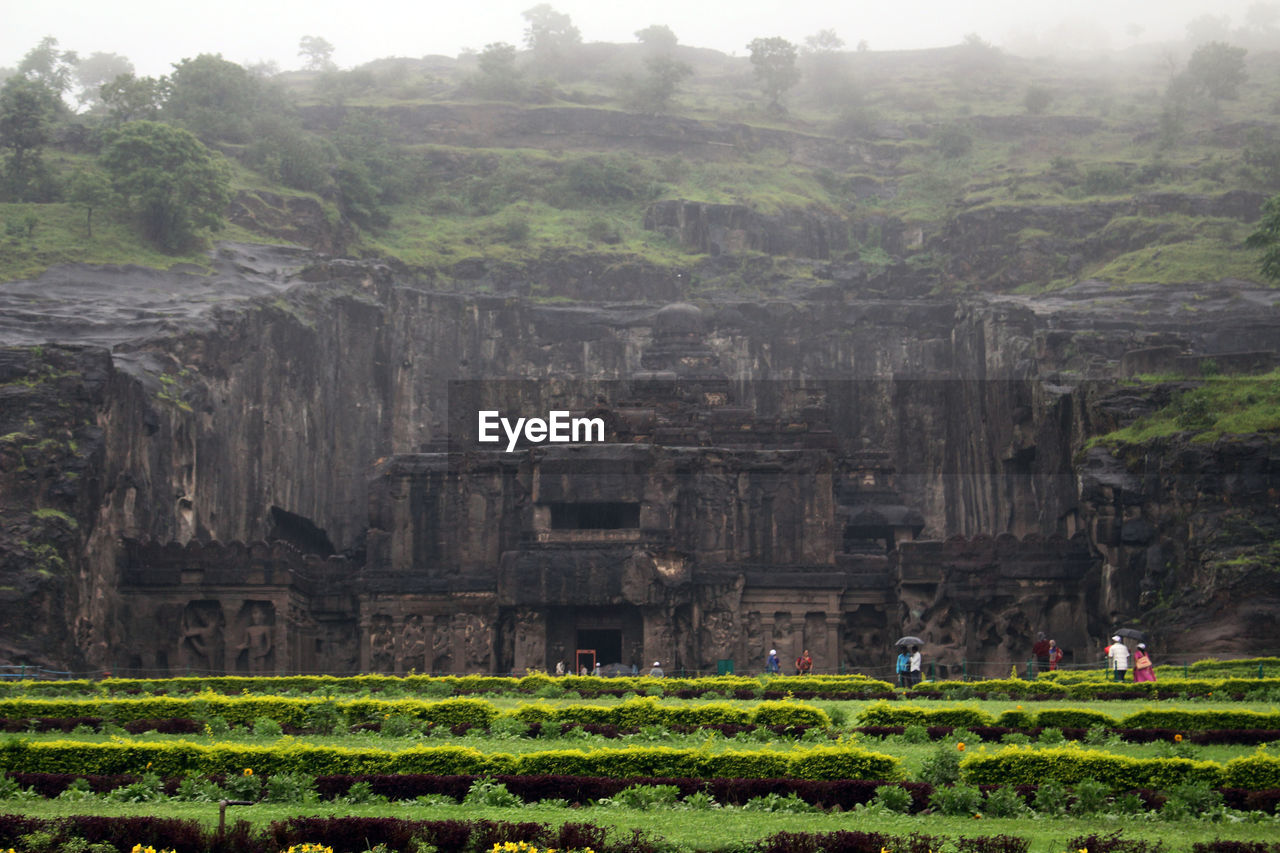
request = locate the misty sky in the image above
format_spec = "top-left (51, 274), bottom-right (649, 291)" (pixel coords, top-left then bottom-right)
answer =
top-left (0, 0), bottom-right (1270, 77)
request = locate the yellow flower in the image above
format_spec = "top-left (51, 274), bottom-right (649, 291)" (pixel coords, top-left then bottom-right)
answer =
top-left (957, 742), bottom-right (966, 751)
top-left (1016, 705), bottom-right (1023, 710)
top-left (972, 812), bottom-right (982, 819)
top-left (1174, 733), bottom-right (1183, 742)
top-left (243, 768), bottom-right (253, 776)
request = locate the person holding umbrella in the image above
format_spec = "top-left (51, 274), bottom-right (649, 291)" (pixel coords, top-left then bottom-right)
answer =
top-left (895, 636), bottom-right (923, 687)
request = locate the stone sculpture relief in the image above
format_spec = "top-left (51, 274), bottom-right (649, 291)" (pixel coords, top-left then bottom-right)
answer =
top-left (369, 614), bottom-right (394, 673)
top-left (400, 613), bottom-right (427, 673)
top-left (180, 601), bottom-right (224, 673)
top-left (236, 601), bottom-right (275, 674)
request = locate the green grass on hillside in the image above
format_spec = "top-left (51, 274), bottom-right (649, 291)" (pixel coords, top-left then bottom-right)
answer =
top-left (1091, 370), bottom-right (1280, 446)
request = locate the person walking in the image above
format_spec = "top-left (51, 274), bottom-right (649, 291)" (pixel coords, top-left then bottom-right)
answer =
top-left (1032, 632), bottom-right (1051, 677)
top-left (1048, 640), bottom-right (1063, 671)
top-left (765, 648), bottom-right (781, 674)
top-left (908, 645), bottom-right (922, 686)
top-left (1107, 635), bottom-right (1130, 681)
top-left (1133, 643), bottom-right (1156, 682)
top-left (649, 660), bottom-right (665, 677)
top-left (896, 649), bottom-right (910, 687)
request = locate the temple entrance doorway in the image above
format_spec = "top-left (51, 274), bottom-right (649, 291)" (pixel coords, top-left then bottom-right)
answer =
top-left (547, 604), bottom-right (644, 673)
top-left (577, 629), bottom-right (621, 668)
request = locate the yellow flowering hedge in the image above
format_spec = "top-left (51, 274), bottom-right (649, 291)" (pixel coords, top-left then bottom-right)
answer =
top-left (0, 739), bottom-right (901, 781)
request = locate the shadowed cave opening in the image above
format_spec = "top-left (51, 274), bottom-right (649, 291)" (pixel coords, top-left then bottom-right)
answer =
top-left (576, 628), bottom-right (623, 668)
top-left (549, 501), bottom-right (640, 529)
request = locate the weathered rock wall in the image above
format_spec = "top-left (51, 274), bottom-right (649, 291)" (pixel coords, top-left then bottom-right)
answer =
top-left (4, 256), bottom-right (1278, 669)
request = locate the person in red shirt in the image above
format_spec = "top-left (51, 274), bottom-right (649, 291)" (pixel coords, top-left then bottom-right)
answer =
top-left (1032, 632), bottom-right (1051, 676)
top-left (795, 649), bottom-right (813, 676)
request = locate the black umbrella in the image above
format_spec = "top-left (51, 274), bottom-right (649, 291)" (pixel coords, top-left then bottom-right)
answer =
top-left (1113, 628), bottom-right (1146, 641)
top-left (895, 636), bottom-right (925, 647)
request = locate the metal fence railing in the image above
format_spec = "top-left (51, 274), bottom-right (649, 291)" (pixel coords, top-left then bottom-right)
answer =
top-left (2, 652), bottom-right (1277, 683)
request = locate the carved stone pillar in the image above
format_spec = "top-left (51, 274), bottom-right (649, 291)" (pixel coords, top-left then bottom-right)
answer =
top-left (826, 615), bottom-right (841, 675)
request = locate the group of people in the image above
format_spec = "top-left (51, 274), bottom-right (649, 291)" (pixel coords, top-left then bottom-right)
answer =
top-left (764, 648), bottom-right (814, 675)
top-left (1106, 636), bottom-right (1156, 681)
top-left (550, 635), bottom-right (1158, 683)
top-left (1033, 633), bottom-right (1158, 681)
top-left (895, 645), bottom-right (922, 687)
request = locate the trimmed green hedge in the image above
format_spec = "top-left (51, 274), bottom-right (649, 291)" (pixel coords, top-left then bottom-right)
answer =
top-left (0, 739), bottom-right (900, 781)
top-left (964, 747), bottom-right (1280, 791)
top-left (1120, 709), bottom-right (1280, 731)
top-left (0, 694), bottom-right (832, 732)
top-left (866, 702), bottom-right (1280, 732)
top-left (0, 696), bottom-right (498, 729)
top-left (961, 746), bottom-right (1225, 790)
top-left (856, 702), bottom-right (997, 728)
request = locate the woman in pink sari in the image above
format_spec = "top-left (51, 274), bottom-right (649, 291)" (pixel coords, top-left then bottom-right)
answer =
top-left (1133, 643), bottom-right (1156, 682)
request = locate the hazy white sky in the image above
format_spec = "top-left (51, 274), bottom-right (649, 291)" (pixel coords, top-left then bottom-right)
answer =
top-left (0, 0), bottom-right (1268, 76)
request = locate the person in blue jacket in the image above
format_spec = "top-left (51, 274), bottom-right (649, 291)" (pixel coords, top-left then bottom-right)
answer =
top-left (766, 648), bottom-right (781, 674)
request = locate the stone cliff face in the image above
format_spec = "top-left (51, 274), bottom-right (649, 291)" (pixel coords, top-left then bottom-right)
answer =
top-left (1, 247), bottom-right (1278, 671)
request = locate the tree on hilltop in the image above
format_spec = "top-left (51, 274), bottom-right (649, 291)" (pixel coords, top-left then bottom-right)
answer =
top-left (748, 37), bottom-right (800, 113)
top-left (17, 36), bottom-right (79, 95)
top-left (100, 121), bottom-right (232, 251)
top-left (299, 36), bottom-right (337, 72)
top-left (165, 54), bottom-right (262, 143)
top-left (1185, 41), bottom-right (1248, 101)
top-left (471, 42), bottom-right (525, 100)
top-left (0, 76), bottom-right (62, 201)
top-left (522, 4), bottom-right (582, 78)
top-left (74, 52), bottom-right (134, 112)
top-left (636, 24), bottom-right (678, 56)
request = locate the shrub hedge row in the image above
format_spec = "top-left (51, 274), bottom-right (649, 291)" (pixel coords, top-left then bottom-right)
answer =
top-left (0, 695), bottom-right (831, 731)
top-left (0, 813), bottom-right (1139, 853)
top-left (0, 672), bottom-right (897, 699)
top-left (512, 696), bottom-right (830, 729)
top-left (961, 746), bottom-right (1280, 790)
top-left (0, 813), bottom-right (1274, 853)
top-left (10, 769), bottom-right (1280, 815)
top-left (857, 701), bottom-right (1280, 731)
top-left (0, 695), bottom-right (500, 730)
top-left (7, 671), bottom-right (1277, 700)
top-left (0, 739), bottom-right (901, 781)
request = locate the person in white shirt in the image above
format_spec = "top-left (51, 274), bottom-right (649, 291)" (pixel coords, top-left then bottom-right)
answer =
top-left (908, 646), bottom-right (922, 686)
top-left (1107, 635), bottom-right (1130, 681)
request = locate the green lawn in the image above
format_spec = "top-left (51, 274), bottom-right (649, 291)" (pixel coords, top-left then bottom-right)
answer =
top-left (4, 797), bottom-right (1278, 852)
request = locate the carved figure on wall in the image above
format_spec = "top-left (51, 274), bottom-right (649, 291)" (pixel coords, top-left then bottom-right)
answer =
top-left (773, 611), bottom-right (793, 656)
top-left (465, 614), bottom-right (491, 672)
top-left (401, 614), bottom-right (427, 673)
top-left (238, 603), bottom-right (275, 674)
top-left (700, 609), bottom-right (736, 666)
top-left (431, 617), bottom-right (452, 674)
top-left (369, 614), bottom-right (394, 673)
top-left (514, 609), bottom-right (542, 672)
top-left (180, 601), bottom-right (225, 674)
